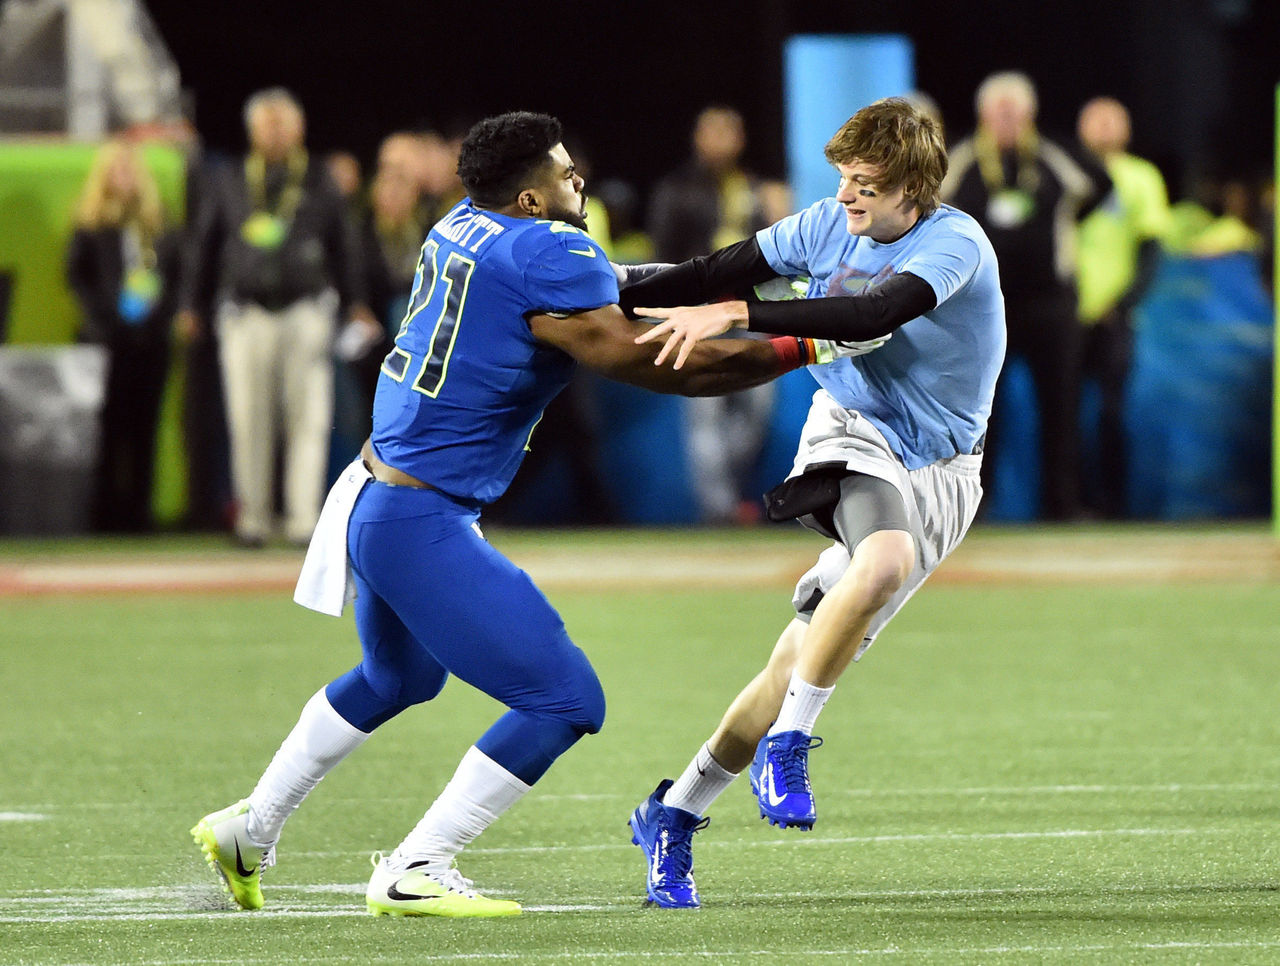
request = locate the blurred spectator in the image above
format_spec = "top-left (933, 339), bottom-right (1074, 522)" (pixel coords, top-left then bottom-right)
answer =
top-left (1188, 178), bottom-right (1264, 256)
top-left (943, 72), bottom-right (1110, 520)
top-left (377, 129), bottom-right (465, 227)
top-left (1074, 96), bottom-right (1171, 518)
top-left (376, 132), bottom-right (429, 190)
top-left (175, 88), bottom-right (376, 546)
top-left (347, 166), bottom-right (422, 413)
top-left (362, 169), bottom-right (424, 330)
top-left (419, 129), bottom-right (466, 223)
top-left (67, 139), bottom-right (181, 532)
top-left (594, 177), bottom-right (653, 264)
top-left (648, 105), bottom-right (779, 524)
top-left (325, 149), bottom-right (365, 224)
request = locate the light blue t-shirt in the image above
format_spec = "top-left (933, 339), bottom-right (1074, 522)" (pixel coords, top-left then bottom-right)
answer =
top-left (757, 199), bottom-right (1006, 469)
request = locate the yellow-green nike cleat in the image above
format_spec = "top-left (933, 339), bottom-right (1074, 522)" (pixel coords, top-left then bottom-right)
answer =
top-left (365, 853), bottom-right (521, 918)
top-left (190, 799), bottom-right (276, 910)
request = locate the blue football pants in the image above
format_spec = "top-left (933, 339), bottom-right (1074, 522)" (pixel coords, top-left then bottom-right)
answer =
top-left (324, 481), bottom-right (605, 785)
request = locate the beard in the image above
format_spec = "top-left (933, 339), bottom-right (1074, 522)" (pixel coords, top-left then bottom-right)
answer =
top-left (547, 196), bottom-right (590, 232)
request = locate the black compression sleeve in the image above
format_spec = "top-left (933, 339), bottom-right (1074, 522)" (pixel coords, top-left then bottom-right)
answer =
top-left (746, 272), bottom-right (938, 341)
top-left (617, 237), bottom-right (778, 317)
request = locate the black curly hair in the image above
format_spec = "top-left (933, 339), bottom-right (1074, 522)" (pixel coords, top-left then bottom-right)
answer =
top-left (457, 111), bottom-right (563, 208)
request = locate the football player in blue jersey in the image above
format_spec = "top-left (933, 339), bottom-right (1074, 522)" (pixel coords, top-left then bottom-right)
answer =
top-left (620, 97), bottom-right (1007, 908)
top-left (191, 111), bottom-right (861, 918)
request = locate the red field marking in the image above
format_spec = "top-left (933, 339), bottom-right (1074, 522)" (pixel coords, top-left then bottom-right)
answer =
top-left (0, 529), bottom-right (1275, 597)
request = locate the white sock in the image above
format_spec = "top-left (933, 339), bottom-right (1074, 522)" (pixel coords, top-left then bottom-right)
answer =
top-left (663, 743), bottom-right (738, 817)
top-left (387, 746), bottom-right (531, 872)
top-left (768, 672), bottom-right (835, 737)
top-left (245, 689), bottom-right (369, 846)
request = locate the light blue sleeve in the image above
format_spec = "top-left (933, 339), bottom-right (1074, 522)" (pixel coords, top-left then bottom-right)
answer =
top-left (755, 199), bottom-right (842, 277)
top-left (898, 224), bottom-right (982, 306)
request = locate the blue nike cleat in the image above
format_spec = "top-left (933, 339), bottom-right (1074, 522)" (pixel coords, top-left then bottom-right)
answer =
top-left (629, 779), bottom-right (710, 908)
top-left (748, 730), bottom-right (824, 829)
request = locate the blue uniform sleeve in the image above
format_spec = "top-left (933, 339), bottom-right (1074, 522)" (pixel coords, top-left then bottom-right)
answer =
top-left (897, 224), bottom-right (982, 307)
top-left (522, 227), bottom-right (619, 316)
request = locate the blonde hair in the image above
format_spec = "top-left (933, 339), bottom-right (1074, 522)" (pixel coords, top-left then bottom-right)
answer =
top-left (75, 139), bottom-right (164, 236)
top-left (975, 71), bottom-right (1037, 118)
top-left (243, 87), bottom-right (304, 131)
top-left (824, 97), bottom-right (948, 217)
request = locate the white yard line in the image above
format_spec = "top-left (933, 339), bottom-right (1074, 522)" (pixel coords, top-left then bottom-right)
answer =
top-left (50, 825), bottom-right (1234, 865)
top-left (4, 877), bottom-right (1265, 907)
top-left (0, 825), bottom-right (1236, 921)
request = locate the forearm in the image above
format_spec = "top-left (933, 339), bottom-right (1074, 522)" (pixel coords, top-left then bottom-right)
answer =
top-left (746, 272), bottom-right (936, 340)
top-left (596, 335), bottom-right (803, 397)
top-left (617, 237), bottom-right (776, 316)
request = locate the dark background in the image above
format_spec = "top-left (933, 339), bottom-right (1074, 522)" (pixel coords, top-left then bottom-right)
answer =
top-left (147, 0), bottom-right (1279, 201)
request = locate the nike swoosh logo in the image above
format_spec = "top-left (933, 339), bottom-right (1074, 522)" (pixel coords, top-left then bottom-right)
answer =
top-left (567, 246), bottom-right (597, 257)
top-left (387, 880), bottom-right (440, 902)
top-left (765, 764), bottom-right (787, 807)
top-left (234, 839), bottom-right (256, 878)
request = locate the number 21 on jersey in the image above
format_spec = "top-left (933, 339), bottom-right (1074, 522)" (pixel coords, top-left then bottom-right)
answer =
top-left (380, 238), bottom-right (476, 398)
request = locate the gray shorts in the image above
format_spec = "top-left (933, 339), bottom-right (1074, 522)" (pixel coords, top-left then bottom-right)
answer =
top-left (785, 390), bottom-right (984, 660)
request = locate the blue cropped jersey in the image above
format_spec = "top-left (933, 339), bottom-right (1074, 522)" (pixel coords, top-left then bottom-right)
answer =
top-left (371, 200), bottom-right (618, 503)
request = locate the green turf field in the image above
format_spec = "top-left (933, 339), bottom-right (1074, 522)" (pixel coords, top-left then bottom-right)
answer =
top-left (2, 526), bottom-right (1278, 964)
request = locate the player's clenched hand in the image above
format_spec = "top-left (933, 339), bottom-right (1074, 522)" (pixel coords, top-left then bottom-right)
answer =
top-left (633, 301), bottom-right (750, 369)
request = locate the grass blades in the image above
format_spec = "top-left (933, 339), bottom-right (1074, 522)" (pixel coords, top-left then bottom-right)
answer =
top-left (1, 525), bottom-right (1278, 964)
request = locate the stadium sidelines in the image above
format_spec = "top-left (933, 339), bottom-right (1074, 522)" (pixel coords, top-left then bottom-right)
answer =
top-left (0, 526), bottom-right (1276, 596)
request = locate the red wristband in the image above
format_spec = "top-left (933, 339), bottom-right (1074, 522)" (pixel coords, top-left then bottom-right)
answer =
top-left (769, 336), bottom-right (807, 373)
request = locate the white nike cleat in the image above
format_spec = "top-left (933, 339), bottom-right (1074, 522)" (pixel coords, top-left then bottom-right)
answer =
top-left (365, 853), bottom-right (521, 918)
top-left (190, 799), bottom-right (276, 910)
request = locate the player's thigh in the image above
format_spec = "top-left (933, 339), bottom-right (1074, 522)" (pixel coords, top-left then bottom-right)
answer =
top-left (351, 566), bottom-right (449, 704)
top-left (429, 535), bottom-right (601, 717)
top-left (356, 509), bottom-right (600, 716)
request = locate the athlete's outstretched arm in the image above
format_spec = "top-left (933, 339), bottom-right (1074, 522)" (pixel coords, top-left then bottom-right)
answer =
top-left (615, 238), bottom-right (777, 315)
top-left (635, 272), bottom-right (938, 369)
top-left (529, 303), bottom-right (804, 397)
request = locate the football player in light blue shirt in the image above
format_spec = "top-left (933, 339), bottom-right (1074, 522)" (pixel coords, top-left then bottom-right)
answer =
top-left (623, 97), bottom-right (1006, 908)
top-left (191, 111), bottom-right (854, 919)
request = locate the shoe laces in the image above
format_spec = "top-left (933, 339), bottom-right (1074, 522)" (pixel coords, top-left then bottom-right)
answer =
top-left (430, 865), bottom-right (477, 897)
top-left (773, 735), bottom-right (823, 793)
top-left (375, 851), bottom-right (477, 897)
top-left (654, 816), bottom-right (709, 883)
